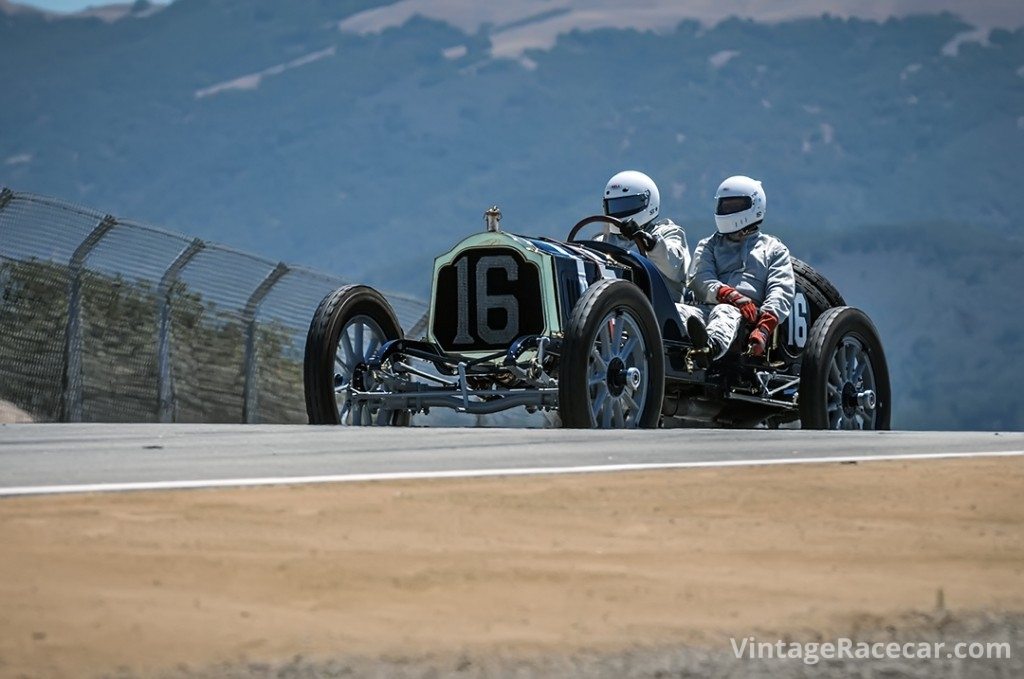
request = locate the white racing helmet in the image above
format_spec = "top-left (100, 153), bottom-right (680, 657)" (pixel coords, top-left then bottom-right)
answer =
top-left (714, 175), bottom-right (766, 234)
top-left (603, 170), bottom-right (661, 229)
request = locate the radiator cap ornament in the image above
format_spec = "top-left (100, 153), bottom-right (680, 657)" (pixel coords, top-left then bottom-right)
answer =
top-left (484, 205), bottom-right (502, 233)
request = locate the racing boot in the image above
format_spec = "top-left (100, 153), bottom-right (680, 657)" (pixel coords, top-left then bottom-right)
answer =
top-left (686, 316), bottom-right (720, 370)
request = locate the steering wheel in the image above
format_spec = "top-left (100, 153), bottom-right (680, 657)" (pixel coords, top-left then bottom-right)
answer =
top-left (567, 214), bottom-right (650, 256)
top-left (567, 214), bottom-right (624, 243)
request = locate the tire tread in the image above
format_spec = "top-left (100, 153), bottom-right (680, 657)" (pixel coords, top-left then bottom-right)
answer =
top-left (792, 257), bottom-right (845, 312)
top-left (799, 305), bottom-right (890, 430)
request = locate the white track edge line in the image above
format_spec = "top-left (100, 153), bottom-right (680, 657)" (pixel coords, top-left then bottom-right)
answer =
top-left (1, 449), bottom-right (1022, 497)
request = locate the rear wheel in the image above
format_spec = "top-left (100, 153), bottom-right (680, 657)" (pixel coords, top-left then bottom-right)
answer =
top-left (304, 285), bottom-right (408, 425)
top-left (799, 306), bottom-right (891, 430)
top-left (559, 279), bottom-right (664, 428)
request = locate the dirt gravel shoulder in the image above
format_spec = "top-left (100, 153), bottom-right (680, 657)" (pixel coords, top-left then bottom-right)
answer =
top-left (0, 457), bottom-right (1021, 677)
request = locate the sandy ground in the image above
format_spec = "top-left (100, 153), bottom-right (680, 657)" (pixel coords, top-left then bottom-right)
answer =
top-left (0, 457), bottom-right (1021, 678)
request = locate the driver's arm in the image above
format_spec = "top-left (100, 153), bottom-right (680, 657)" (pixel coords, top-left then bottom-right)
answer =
top-left (759, 242), bottom-right (795, 323)
top-left (688, 236), bottom-right (722, 303)
top-left (645, 221), bottom-right (691, 287)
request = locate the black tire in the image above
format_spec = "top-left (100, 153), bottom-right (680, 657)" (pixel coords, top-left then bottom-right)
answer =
top-left (799, 306), bottom-right (891, 430)
top-left (559, 279), bottom-right (664, 428)
top-left (792, 258), bottom-right (845, 321)
top-left (304, 284), bottom-right (407, 425)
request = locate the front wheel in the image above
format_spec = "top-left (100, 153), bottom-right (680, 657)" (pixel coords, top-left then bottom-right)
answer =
top-left (559, 279), bottom-right (664, 428)
top-left (304, 285), bottom-right (408, 425)
top-left (799, 306), bottom-right (891, 430)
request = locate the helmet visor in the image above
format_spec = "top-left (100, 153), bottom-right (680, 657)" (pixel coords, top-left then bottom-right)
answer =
top-left (604, 192), bottom-right (649, 219)
top-left (716, 196), bottom-right (753, 215)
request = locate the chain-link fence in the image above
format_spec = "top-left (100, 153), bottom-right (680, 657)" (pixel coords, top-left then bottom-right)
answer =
top-left (0, 187), bottom-right (428, 424)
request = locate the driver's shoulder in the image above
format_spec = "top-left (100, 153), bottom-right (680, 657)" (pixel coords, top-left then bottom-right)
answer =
top-left (754, 231), bottom-right (791, 254)
top-left (650, 217), bottom-right (686, 236)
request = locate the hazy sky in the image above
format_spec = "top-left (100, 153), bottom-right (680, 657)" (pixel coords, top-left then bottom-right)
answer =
top-left (18, 0), bottom-right (102, 9)
top-left (16, 0), bottom-right (1024, 30)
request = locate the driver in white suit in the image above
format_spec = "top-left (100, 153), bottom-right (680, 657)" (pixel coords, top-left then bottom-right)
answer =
top-left (597, 170), bottom-right (690, 302)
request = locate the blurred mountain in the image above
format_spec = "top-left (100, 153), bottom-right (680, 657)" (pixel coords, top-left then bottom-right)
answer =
top-left (787, 224), bottom-right (1023, 431)
top-left (2, 0), bottom-right (1022, 429)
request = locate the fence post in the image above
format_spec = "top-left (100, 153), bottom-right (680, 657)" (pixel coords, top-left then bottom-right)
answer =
top-left (155, 238), bottom-right (205, 423)
top-left (0, 188), bottom-right (13, 212)
top-left (241, 263), bottom-right (289, 424)
top-left (62, 214), bottom-right (117, 422)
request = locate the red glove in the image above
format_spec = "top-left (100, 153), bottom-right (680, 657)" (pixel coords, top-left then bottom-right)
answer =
top-left (716, 285), bottom-right (758, 324)
top-left (747, 311), bottom-right (780, 357)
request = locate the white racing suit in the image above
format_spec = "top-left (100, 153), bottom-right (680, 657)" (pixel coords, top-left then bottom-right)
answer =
top-left (678, 231), bottom-right (795, 358)
top-left (599, 218), bottom-right (690, 302)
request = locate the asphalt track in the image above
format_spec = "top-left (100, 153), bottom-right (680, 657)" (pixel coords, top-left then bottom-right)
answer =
top-left (0, 424), bottom-right (1021, 496)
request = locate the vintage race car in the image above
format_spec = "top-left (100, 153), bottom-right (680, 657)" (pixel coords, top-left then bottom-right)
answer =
top-left (304, 207), bottom-right (890, 429)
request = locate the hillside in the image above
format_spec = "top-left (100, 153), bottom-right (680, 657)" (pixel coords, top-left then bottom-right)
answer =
top-left (2, 0), bottom-right (1022, 429)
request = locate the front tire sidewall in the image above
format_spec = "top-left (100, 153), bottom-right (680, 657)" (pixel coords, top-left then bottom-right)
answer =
top-left (559, 279), bottom-right (665, 429)
top-left (304, 285), bottom-right (404, 425)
